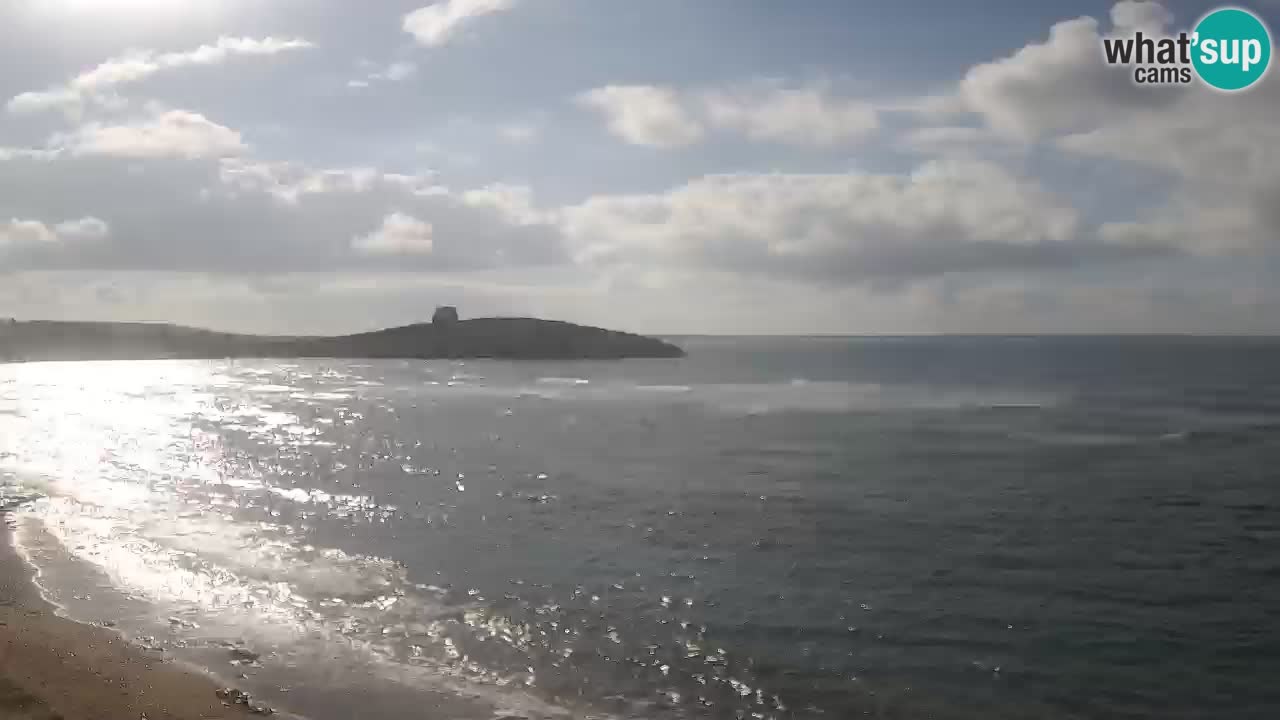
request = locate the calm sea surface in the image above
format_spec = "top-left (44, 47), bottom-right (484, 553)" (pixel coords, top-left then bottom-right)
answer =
top-left (2, 337), bottom-right (1278, 719)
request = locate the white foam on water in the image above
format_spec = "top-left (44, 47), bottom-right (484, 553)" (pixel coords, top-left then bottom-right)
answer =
top-left (249, 384), bottom-right (296, 393)
top-left (577, 380), bottom-right (1056, 416)
top-left (381, 373), bottom-right (1056, 418)
top-left (0, 357), bottom-right (1060, 719)
top-left (635, 385), bottom-right (693, 394)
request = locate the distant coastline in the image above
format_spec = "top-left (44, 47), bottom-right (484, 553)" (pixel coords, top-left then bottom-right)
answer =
top-left (0, 315), bottom-right (685, 363)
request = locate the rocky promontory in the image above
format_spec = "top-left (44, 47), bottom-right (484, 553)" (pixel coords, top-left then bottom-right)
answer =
top-left (0, 311), bottom-right (684, 362)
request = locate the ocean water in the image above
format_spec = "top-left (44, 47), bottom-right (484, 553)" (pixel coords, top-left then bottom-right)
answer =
top-left (1, 336), bottom-right (1278, 719)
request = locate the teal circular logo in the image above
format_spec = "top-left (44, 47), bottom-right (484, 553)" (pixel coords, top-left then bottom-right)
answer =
top-left (1192, 7), bottom-right (1272, 91)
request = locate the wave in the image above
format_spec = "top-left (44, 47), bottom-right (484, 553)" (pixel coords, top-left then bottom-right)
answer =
top-left (0, 474), bottom-right (44, 511)
top-left (16, 488), bottom-right (578, 720)
top-left (0, 363), bottom-right (581, 718)
top-left (1156, 422), bottom-right (1280, 446)
top-left (402, 377), bottom-right (1056, 416)
top-left (679, 381), bottom-right (1056, 416)
top-left (1010, 431), bottom-right (1147, 447)
top-left (247, 384), bottom-right (295, 393)
top-left (1008, 417), bottom-right (1280, 449)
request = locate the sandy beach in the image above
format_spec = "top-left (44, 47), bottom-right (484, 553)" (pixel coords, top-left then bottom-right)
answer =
top-left (0, 514), bottom-right (259, 720)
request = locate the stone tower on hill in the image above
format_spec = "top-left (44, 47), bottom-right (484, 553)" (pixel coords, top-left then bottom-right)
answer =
top-left (432, 306), bottom-right (459, 325)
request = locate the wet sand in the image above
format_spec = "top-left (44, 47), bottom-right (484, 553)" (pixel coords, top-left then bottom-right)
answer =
top-left (0, 514), bottom-right (256, 720)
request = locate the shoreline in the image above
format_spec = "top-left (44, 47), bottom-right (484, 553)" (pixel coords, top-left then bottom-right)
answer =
top-left (0, 507), bottom-right (577, 720)
top-left (0, 512), bottom-right (264, 720)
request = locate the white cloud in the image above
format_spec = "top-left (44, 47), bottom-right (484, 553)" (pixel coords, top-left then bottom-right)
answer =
top-left (403, 0), bottom-right (517, 47)
top-left (497, 122), bottom-right (538, 144)
top-left (898, 125), bottom-right (1009, 157)
top-left (1110, 0), bottom-right (1173, 33)
top-left (218, 160), bottom-right (442, 204)
top-left (1057, 92), bottom-right (1280, 189)
top-left (0, 147), bottom-right (62, 162)
top-left (205, 158), bottom-right (567, 269)
top-left (352, 213), bottom-right (435, 255)
top-left (561, 158), bottom-right (1165, 285)
top-left (576, 85), bottom-right (705, 148)
top-left (0, 220), bottom-right (57, 246)
top-left (700, 82), bottom-right (880, 146)
top-left (7, 37), bottom-right (314, 116)
top-left (947, 2), bottom-right (1202, 144)
top-left (53, 216), bottom-right (111, 241)
top-left (54, 109), bottom-right (246, 159)
top-left (0, 146), bottom-right (568, 275)
top-left (579, 81), bottom-right (884, 148)
top-left (349, 61), bottom-right (417, 89)
top-left (956, 15), bottom-right (1153, 140)
top-left (1098, 202), bottom-right (1264, 255)
top-left (462, 183), bottom-right (549, 224)
top-left (2, 0), bottom-right (1274, 335)
top-left (8, 88), bottom-right (84, 117)
top-left (0, 216), bottom-right (108, 247)
top-left (940, 0), bottom-right (1280, 254)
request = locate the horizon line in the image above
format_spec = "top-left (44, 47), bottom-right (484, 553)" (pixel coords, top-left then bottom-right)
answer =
top-left (5, 319), bottom-right (1280, 340)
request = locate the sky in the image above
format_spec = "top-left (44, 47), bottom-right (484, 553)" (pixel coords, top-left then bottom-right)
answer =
top-left (1, 0), bottom-right (1278, 335)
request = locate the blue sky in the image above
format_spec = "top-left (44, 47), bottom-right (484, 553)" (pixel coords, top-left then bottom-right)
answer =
top-left (0, 0), bottom-right (1277, 334)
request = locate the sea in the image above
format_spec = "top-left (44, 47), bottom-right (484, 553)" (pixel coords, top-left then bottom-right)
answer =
top-left (1, 336), bottom-right (1278, 719)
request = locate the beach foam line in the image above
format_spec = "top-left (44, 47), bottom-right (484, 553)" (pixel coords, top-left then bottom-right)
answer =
top-left (0, 513), bottom-right (282, 720)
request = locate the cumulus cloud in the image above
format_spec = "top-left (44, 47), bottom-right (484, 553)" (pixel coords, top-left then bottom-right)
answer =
top-left (52, 109), bottom-right (246, 160)
top-left (349, 60), bottom-right (417, 89)
top-left (2, 0), bottom-right (1274, 334)
top-left (403, 0), bottom-right (517, 47)
top-left (563, 158), bottom-right (1167, 285)
top-left (462, 183), bottom-right (552, 225)
top-left (0, 217), bottom-right (108, 248)
top-left (576, 85), bottom-right (705, 148)
top-left (218, 159), bottom-right (388, 203)
top-left (53, 217), bottom-right (111, 241)
top-left (579, 81), bottom-right (884, 148)
top-left (0, 220), bottom-right (58, 246)
top-left (699, 82), bottom-right (880, 146)
top-left (898, 125), bottom-right (1008, 157)
top-left (1058, 88), bottom-right (1280, 255)
top-left (1110, 0), bottom-right (1173, 33)
top-left (3, 137), bottom-right (1169, 288)
top-left (956, 15), bottom-right (1163, 140)
top-left (353, 213), bottom-right (435, 255)
top-left (0, 147), bottom-right (60, 162)
top-left (941, 0), bottom-right (1280, 254)
top-left (0, 148), bottom-right (567, 275)
top-left (7, 37), bottom-right (314, 116)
